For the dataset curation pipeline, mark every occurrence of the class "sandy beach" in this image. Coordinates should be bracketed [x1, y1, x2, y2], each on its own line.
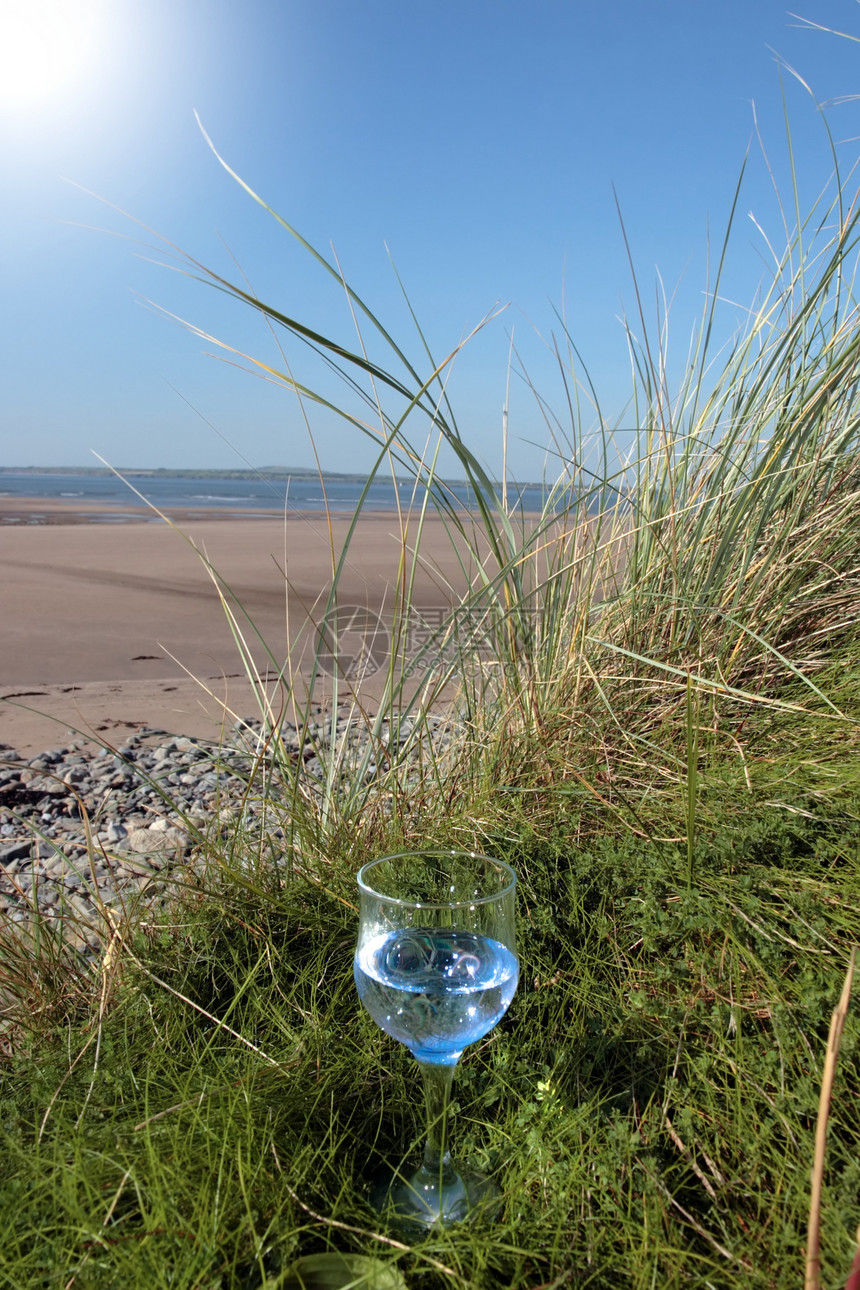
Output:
[0, 498, 472, 755]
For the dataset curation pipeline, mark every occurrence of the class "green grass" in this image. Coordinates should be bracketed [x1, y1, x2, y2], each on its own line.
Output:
[4, 77, 860, 1288]
[2, 752, 860, 1288]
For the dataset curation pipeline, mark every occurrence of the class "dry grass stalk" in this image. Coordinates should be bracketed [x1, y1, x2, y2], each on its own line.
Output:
[806, 946, 858, 1290]
[846, 1226, 860, 1290]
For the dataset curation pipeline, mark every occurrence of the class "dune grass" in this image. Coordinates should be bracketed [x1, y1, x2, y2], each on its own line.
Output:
[3, 101, 860, 1287]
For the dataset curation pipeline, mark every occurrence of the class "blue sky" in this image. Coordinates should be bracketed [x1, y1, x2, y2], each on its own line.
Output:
[3, 0, 860, 479]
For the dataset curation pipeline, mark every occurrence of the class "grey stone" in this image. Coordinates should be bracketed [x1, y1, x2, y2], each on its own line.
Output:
[67, 893, 95, 921]
[1, 841, 30, 864]
[30, 774, 65, 794]
[126, 828, 172, 854]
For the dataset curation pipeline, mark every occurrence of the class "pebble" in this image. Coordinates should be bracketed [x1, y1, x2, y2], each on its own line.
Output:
[0, 709, 457, 947]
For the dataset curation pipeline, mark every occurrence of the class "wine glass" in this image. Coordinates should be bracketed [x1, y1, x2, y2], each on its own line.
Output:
[354, 850, 518, 1232]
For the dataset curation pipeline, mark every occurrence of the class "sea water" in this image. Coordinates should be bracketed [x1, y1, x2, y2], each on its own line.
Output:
[0, 471, 565, 517]
[355, 928, 518, 1064]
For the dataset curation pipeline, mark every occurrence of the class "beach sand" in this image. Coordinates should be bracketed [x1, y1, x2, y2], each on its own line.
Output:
[0, 498, 473, 755]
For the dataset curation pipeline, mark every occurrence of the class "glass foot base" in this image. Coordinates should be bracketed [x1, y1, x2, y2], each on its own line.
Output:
[369, 1162, 501, 1235]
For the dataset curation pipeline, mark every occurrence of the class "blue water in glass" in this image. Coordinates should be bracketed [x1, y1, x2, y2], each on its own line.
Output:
[355, 928, 518, 1065]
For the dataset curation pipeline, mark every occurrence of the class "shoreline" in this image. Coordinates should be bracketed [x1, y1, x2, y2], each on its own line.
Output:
[0, 496, 409, 527]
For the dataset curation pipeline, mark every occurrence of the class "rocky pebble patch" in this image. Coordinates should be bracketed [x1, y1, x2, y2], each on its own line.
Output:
[0, 709, 456, 950]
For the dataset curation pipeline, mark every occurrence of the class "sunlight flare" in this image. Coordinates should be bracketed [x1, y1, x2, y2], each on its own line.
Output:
[0, 0, 105, 108]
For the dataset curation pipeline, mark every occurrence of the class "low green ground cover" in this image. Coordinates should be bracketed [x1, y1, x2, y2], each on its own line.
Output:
[2, 697, 859, 1289]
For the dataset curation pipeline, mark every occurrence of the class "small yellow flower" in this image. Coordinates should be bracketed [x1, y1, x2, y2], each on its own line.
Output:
[535, 1078, 565, 1114]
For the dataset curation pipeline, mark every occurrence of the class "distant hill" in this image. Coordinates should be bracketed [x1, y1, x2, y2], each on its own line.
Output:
[0, 465, 561, 490]
[0, 466, 401, 484]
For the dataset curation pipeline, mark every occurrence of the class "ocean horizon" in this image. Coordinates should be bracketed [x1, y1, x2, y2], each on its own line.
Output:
[0, 470, 564, 518]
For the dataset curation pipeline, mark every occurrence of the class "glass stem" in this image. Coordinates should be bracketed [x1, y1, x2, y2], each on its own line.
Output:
[418, 1060, 457, 1179]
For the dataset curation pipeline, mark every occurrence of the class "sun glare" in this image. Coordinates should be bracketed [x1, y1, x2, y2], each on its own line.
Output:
[0, 0, 104, 109]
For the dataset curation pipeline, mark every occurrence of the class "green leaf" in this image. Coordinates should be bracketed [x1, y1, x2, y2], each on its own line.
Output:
[280, 1253, 408, 1290]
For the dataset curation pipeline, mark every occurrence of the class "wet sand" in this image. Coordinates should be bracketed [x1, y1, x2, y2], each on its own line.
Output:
[0, 499, 473, 755]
